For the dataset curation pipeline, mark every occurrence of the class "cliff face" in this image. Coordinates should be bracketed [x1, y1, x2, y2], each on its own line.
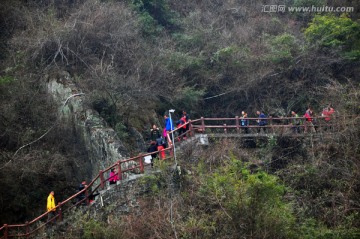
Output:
[47, 71, 129, 178]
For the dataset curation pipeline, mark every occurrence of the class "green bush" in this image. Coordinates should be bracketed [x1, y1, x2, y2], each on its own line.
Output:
[0, 75, 15, 85]
[198, 159, 297, 238]
[165, 51, 203, 72]
[300, 218, 360, 239]
[137, 11, 164, 36]
[83, 219, 107, 239]
[172, 33, 205, 51]
[210, 46, 247, 71]
[305, 14, 360, 60]
[266, 33, 300, 64]
[131, 0, 179, 35]
[172, 86, 205, 110]
[115, 122, 129, 139]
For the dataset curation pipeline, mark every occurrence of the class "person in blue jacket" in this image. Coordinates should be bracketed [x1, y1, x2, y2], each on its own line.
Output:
[256, 110, 267, 133]
[164, 114, 174, 140]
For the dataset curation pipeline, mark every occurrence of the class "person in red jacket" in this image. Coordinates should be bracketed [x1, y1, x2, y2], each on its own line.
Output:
[322, 104, 335, 131]
[304, 107, 316, 133]
[322, 105, 335, 121]
[109, 168, 119, 185]
[182, 110, 190, 133]
[177, 115, 188, 141]
[156, 137, 166, 159]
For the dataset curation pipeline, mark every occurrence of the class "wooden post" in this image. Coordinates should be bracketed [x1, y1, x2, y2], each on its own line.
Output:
[58, 202, 62, 221]
[235, 116, 240, 133]
[189, 121, 194, 137]
[3, 224, 8, 239]
[139, 156, 144, 173]
[99, 170, 104, 190]
[26, 221, 29, 239]
[170, 144, 174, 158]
[85, 187, 89, 205]
[303, 117, 307, 133]
[201, 117, 205, 132]
[117, 162, 122, 181]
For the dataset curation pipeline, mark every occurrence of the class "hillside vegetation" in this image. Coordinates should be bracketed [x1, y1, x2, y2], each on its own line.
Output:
[0, 0, 359, 237]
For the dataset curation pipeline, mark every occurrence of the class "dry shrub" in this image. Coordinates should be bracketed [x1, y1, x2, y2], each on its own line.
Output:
[118, 197, 180, 239]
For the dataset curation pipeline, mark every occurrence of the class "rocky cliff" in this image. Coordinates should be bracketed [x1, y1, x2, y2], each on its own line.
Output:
[46, 71, 129, 178]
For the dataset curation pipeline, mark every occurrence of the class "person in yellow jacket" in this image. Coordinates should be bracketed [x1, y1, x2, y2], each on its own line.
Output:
[47, 191, 56, 223]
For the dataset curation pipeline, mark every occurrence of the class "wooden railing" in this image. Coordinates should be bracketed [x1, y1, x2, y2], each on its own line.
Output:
[1, 115, 358, 238]
[0, 146, 174, 239]
[188, 115, 357, 135]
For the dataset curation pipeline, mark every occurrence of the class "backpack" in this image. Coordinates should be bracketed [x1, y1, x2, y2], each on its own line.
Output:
[156, 137, 165, 146]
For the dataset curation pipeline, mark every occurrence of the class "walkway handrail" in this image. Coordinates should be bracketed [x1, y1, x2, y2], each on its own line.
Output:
[188, 115, 358, 134]
[1, 114, 357, 238]
[0, 145, 174, 239]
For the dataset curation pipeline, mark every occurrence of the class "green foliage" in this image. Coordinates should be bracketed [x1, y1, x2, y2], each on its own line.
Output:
[0, 75, 15, 85]
[115, 122, 129, 139]
[165, 51, 203, 72]
[300, 218, 360, 239]
[83, 219, 107, 239]
[172, 33, 205, 51]
[266, 33, 300, 64]
[139, 174, 161, 194]
[137, 11, 164, 36]
[182, 215, 216, 239]
[173, 86, 205, 110]
[81, 217, 120, 239]
[92, 98, 117, 127]
[199, 159, 297, 238]
[305, 14, 360, 60]
[211, 46, 239, 63]
[267, 135, 277, 148]
[211, 46, 249, 71]
[131, 0, 178, 35]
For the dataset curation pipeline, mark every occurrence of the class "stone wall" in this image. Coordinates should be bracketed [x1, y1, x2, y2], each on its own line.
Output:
[88, 174, 147, 220]
[46, 71, 129, 178]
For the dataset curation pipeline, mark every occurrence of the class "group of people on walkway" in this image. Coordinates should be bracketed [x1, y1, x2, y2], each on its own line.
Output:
[239, 105, 335, 134]
[240, 110, 269, 134]
[146, 110, 190, 166]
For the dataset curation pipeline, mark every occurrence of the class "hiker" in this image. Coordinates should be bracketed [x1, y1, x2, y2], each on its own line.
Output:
[147, 143, 158, 167]
[240, 111, 249, 134]
[321, 104, 335, 131]
[47, 191, 56, 223]
[291, 111, 301, 133]
[304, 106, 316, 133]
[77, 181, 87, 204]
[156, 136, 166, 159]
[164, 114, 174, 141]
[256, 111, 267, 133]
[109, 168, 119, 185]
[89, 192, 100, 204]
[182, 110, 190, 136]
[150, 124, 161, 143]
[176, 115, 187, 141]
